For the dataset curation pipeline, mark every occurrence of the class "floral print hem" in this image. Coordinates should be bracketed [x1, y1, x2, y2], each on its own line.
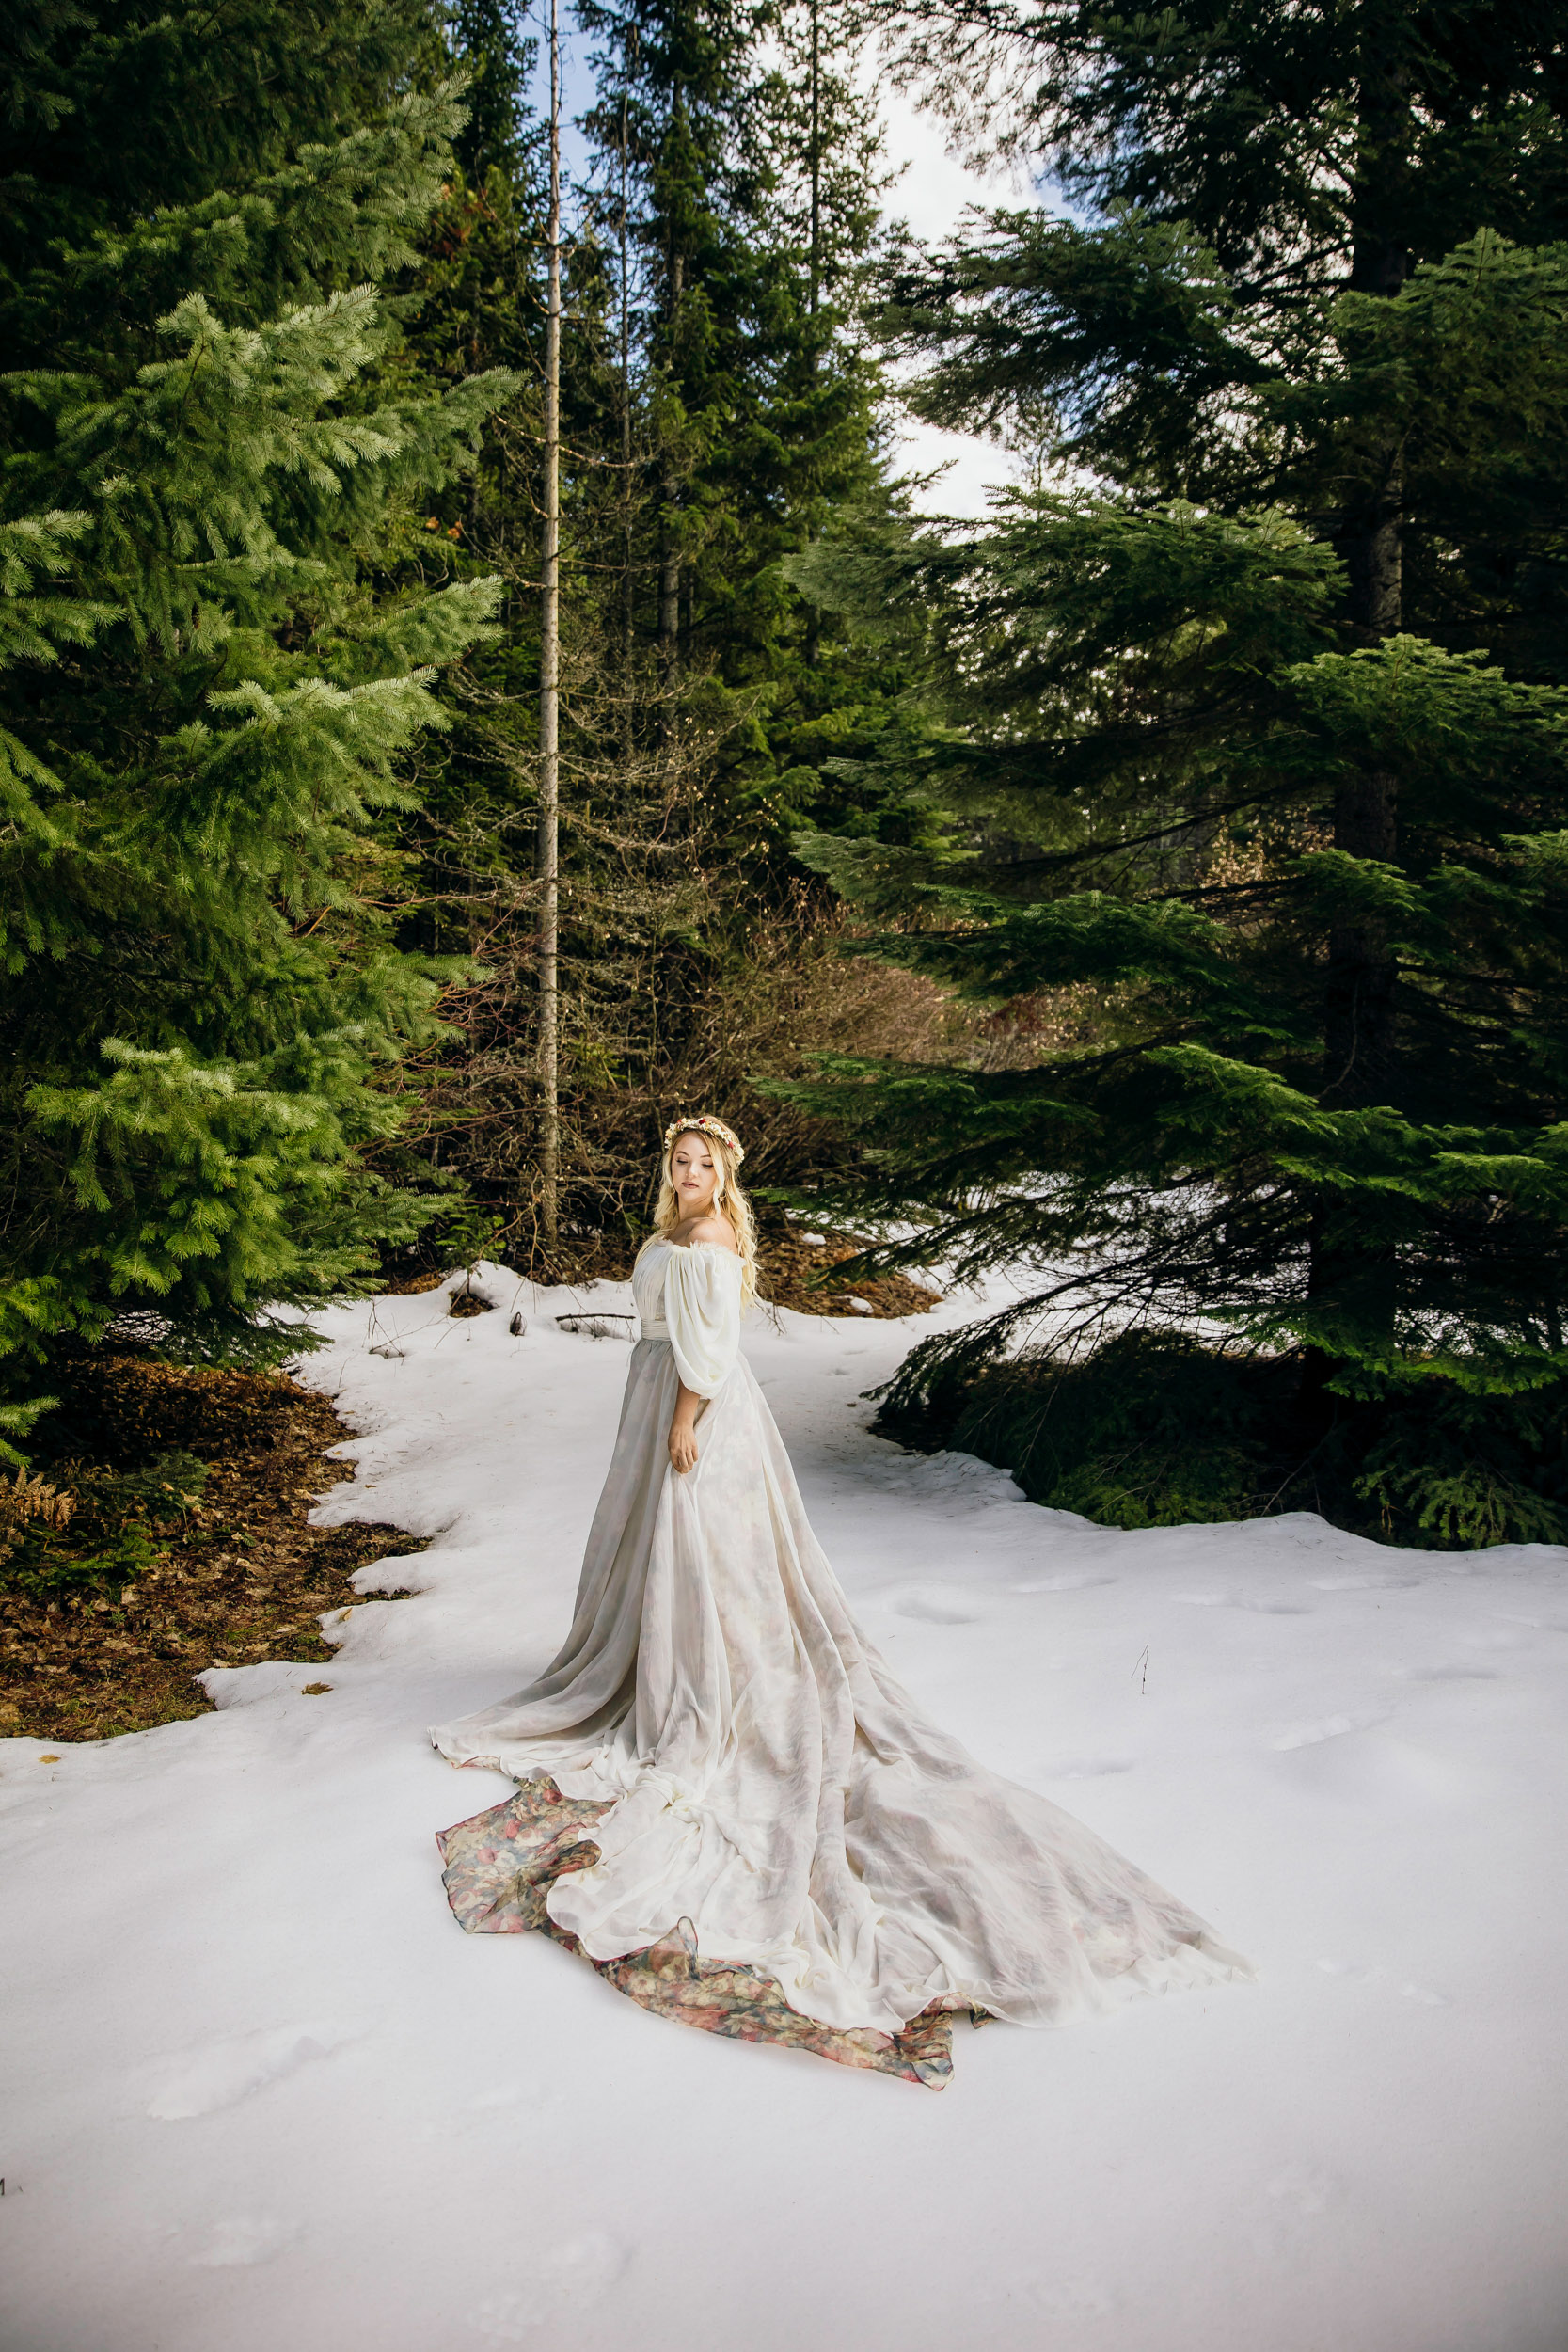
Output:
[436, 1778, 961, 2089]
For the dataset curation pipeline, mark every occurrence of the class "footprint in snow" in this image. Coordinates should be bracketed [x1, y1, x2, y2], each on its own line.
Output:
[1273, 1712, 1380, 1750]
[1012, 1571, 1116, 1594]
[1279, 1724, 1468, 1809]
[1039, 1756, 1138, 1780]
[1252, 2164, 1340, 2257]
[1172, 1591, 1310, 1613]
[466, 2082, 527, 2110]
[1318, 1959, 1449, 2005]
[1026, 2278, 1117, 2319]
[187, 2216, 301, 2268]
[975, 2274, 1116, 2322]
[1404, 1663, 1501, 1681]
[146, 2021, 366, 2120]
[888, 1586, 983, 1624]
[1310, 1572, 1421, 1592]
[471, 2233, 630, 2335]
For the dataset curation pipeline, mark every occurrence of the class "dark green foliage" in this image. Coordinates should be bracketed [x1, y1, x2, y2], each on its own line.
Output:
[581, 0, 902, 795]
[783, 489, 1568, 1388]
[775, 0, 1568, 1544]
[878, 1327, 1288, 1528]
[447, 0, 534, 183]
[1353, 1383, 1568, 1549]
[2, 1448, 209, 1598]
[877, 1329, 1568, 1549]
[0, 0, 515, 1428]
[386, 0, 929, 1254]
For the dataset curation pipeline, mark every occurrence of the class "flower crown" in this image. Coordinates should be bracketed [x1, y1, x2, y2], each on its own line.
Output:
[662, 1112, 745, 1166]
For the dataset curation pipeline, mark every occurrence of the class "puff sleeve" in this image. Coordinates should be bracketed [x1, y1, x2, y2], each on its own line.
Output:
[663, 1245, 742, 1399]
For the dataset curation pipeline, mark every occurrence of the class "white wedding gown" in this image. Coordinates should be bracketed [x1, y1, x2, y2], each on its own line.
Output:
[430, 1239, 1251, 2036]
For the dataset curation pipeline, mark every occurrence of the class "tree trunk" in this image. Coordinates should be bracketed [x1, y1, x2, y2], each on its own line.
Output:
[619, 87, 634, 705]
[537, 0, 562, 1250]
[1326, 414, 1404, 1115]
[808, 0, 821, 323]
[1304, 33, 1413, 1381]
[658, 524, 680, 677]
[657, 249, 682, 686]
[804, 0, 822, 672]
[1323, 44, 1411, 1114]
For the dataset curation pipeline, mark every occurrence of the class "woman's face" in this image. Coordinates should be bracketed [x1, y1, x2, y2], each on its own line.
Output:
[670, 1133, 719, 1216]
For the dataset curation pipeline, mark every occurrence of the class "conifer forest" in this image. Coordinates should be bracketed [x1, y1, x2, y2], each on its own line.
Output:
[5, 0, 1568, 1552]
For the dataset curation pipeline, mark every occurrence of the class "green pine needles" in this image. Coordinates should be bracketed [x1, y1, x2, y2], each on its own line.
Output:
[0, 0, 517, 1443]
[776, 1, 1568, 1548]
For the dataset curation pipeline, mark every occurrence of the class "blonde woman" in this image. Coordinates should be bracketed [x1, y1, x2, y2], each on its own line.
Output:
[431, 1116, 1249, 2041]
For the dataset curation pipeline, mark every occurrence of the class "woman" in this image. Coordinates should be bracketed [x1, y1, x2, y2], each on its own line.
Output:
[431, 1114, 1250, 2042]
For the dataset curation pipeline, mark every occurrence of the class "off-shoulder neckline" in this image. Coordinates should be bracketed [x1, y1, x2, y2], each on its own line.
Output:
[649, 1235, 741, 1261]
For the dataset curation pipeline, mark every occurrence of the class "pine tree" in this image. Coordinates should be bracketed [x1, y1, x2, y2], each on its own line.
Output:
[0, 0, 515, 1442]
[779, 1, 1568, 1544]
[388, 0, 931, 1264]
[582, 0, 903, 832]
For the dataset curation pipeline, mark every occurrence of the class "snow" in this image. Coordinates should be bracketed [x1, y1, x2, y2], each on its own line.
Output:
[5, 1266, 1567, 2351]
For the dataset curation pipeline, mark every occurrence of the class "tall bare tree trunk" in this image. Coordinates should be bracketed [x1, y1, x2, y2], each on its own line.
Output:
[657, 253, 682, 684]
[619, 88, 634, 698]
[537, 0, 562, 1249]
[657, 76, 685, 695]
[804, 0, 822, 672]
[657, 525, 680, 676]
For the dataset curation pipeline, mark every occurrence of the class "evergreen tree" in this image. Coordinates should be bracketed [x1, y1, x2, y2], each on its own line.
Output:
[389, 0, 930, 1263]
[447, 0, 534, 185]
[0, 0, 515, 1441]
[581, 0, 903, 830]
[780, 0, 1568, 1544]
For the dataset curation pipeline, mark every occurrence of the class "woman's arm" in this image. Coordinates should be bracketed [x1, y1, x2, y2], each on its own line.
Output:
[663, 1232, 742, 1472]
[669, 1377, 702, 1474]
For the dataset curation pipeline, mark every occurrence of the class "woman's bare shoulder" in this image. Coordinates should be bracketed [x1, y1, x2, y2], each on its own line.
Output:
[684, 1215, 739, 1255]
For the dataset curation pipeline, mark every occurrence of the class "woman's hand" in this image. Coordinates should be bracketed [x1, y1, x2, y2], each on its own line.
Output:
[669, 1413, 699, 1475]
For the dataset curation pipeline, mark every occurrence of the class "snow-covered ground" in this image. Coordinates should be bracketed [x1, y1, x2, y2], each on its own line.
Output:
[5, 1270, 1566, 2352]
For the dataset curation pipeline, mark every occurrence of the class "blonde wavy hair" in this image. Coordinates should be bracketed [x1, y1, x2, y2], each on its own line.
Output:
[642, 1115, 759, 1309]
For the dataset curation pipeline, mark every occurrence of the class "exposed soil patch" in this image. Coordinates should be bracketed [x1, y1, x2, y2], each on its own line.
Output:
[759, 1221, 942, 1321]
[382, 1221, 942, 1321]
[3, 1225, 934, 1747]
[378, 1269, 496, 1316]
[0, 1356, 424, 1745]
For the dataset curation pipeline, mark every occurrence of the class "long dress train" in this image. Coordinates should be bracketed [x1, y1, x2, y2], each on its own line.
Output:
[430, 1239, 1252, 2039]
